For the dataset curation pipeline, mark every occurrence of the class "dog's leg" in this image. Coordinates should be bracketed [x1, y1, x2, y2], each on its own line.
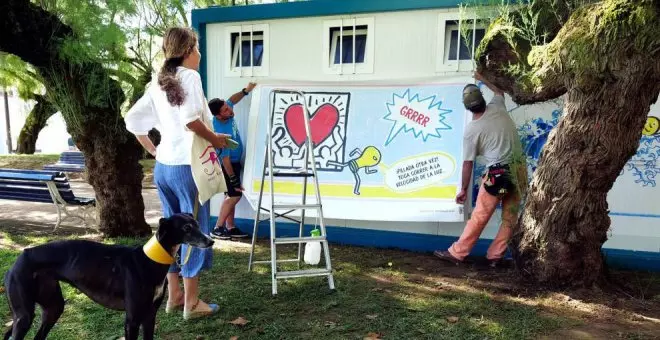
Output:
[123, 314, 141, 340]
[141, 294, 164, 340]
[5, 268, 36, 340]
[141, 309, 157, 340]
[33, 276, 65, 340]
[123, 298, 143, 340]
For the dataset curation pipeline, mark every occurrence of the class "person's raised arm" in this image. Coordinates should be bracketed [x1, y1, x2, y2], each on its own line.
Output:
[227, 82, 257, 107]
[474, 71, 504, 97]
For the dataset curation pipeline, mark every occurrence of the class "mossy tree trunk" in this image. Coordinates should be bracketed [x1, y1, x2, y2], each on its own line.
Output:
[0, 0, 150, 237]
[16, 94, 55, 154]
[476, 0, 660, 287]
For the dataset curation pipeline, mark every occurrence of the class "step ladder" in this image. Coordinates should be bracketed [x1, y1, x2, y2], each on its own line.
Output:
[248, 89, 336, 296]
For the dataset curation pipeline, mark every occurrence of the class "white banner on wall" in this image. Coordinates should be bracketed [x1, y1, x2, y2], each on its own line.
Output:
[242, 79, 472, 222]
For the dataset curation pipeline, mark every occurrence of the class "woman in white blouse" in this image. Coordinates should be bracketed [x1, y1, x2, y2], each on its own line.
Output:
[124, 27, 227, 320]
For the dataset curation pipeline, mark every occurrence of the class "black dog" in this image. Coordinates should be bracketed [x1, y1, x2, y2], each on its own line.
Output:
[3, 213, 214, 340]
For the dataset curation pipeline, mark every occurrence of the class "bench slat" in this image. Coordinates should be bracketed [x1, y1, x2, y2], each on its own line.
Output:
[0, 172, 58, 181]
[0, 186, 79, 202]
[0, 168, 64, 175]
[0, 193, 57, 203]
[0, 190, 82, 203]
[0, 180, 70, 190]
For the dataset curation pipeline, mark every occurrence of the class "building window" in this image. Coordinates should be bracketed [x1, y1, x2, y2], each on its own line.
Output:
[329, 25, 368, 65]
[323, 17, 374, 75]
[231, 31, 264, 67]
[225, 24, 269, 77]
[436, 13, 487, 73]
[446, 23, 485, 61]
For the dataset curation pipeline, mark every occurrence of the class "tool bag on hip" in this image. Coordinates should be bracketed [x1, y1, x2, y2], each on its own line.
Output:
[482, 163, 514, 198]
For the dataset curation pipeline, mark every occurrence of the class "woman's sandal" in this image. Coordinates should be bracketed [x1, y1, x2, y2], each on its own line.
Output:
[183, 299, 219, 320]
[165, 295, 184, 314]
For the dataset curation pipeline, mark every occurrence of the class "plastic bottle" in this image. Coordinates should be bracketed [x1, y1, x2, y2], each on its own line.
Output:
[303, 228, 322, 265]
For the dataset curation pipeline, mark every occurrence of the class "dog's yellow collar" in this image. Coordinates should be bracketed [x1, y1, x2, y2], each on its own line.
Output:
[143, 236, 175, 265]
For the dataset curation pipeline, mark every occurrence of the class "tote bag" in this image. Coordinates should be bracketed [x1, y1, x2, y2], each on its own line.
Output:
[190, 99, 227, 205]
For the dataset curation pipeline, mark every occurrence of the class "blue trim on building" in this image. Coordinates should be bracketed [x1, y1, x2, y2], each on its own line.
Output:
[609, 212, 660, 219]
[192, 14, 208, 94]
[192, 0, 480, 26]
[211, 217, 660, 272]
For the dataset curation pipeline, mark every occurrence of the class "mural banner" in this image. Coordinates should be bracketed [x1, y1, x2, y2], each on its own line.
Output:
[243, 81, 471, 222]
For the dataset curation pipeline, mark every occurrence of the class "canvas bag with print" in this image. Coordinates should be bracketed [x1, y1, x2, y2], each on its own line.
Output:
[189, 91, 227, 205]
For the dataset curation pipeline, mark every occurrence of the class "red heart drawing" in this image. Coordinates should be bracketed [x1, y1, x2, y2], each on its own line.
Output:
[283, 103, 340, 147]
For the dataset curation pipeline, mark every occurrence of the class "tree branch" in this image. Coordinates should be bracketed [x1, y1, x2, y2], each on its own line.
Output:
[476, 30, 567, 105]
[0, 0, 72, 69]
[474, 0, 578, 105]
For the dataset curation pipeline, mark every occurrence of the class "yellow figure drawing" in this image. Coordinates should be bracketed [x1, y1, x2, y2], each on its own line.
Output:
[643, 116, 660, 136]
[327, 146, 382, 195]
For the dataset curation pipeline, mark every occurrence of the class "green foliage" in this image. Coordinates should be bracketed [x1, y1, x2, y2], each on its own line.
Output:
[463, 0, 660, 95]
[0, 53, 44, 100]
[38, 0, 135, 66]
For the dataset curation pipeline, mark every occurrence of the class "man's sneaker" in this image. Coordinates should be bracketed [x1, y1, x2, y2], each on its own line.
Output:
[211, 226, 248, 240]
[433, 250, 463, 265]
[226, 226, 248, 238]
[211, 227, 231, 240]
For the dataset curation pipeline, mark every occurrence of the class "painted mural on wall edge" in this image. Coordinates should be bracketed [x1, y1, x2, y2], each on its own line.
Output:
[472, 100, 660, 207]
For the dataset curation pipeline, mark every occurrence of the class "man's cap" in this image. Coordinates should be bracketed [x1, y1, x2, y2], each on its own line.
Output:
[462, 84, 486, 112]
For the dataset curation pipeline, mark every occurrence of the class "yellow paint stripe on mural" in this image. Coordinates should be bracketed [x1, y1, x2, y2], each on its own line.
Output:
[252, 180, 456, 199]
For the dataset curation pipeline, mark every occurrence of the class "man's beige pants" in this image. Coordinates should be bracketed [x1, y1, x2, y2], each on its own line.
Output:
[448, 166, 527, 261]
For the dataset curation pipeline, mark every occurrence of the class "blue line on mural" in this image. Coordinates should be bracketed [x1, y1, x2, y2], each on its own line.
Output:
[622, 133, 660, 187]
[382, 89, 452, 146]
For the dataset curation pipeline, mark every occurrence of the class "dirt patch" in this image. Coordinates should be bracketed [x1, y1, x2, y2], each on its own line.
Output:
[325, 245, 660, 339]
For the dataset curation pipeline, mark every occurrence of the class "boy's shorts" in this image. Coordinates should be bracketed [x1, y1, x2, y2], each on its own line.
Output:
[222, 162, 243, 198]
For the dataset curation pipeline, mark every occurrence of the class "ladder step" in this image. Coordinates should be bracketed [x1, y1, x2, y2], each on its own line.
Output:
[266, 169, 314, 177]
[253, 259, 299, 264]
[274, 236, 326, 244]
[275, 268, 332, 279]
[272, 204, 320, 210]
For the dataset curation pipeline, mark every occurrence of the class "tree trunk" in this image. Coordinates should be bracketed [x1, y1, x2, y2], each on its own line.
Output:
[3, 89, 11, 153]
[475, 0, 660, 287]
[145, 128, 161, 159]
[16, 94, 55, 154]
[0, 0, 150, 237]
[512, 67, 660, 286]
[76, 128, 150, 237]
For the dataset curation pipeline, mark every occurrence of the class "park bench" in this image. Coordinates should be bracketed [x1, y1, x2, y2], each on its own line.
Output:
[0, 169, 97, 230]
[44, 151, 86, 173]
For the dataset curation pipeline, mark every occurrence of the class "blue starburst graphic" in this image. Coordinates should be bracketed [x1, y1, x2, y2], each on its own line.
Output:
[383, 89, 452, 146]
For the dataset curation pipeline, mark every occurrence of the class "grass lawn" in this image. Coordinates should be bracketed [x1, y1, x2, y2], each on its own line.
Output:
[1, 227, 660, 340]
[0, 154, 60, 170]
[0, 233, 561, 340]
